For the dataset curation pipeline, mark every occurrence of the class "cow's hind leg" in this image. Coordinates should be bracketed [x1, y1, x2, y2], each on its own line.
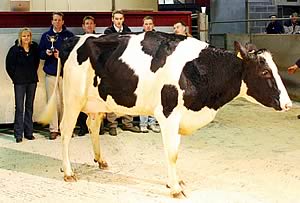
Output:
[155, 110, 185, 198]
[87, 113, 108, 169]
[60, 107, 80, 182]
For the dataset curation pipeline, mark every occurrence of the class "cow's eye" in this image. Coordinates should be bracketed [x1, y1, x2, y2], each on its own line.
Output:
[261, 69, 270, 77]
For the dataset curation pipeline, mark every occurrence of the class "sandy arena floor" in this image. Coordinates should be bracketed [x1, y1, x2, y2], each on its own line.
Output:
[0, 99, 299, 203]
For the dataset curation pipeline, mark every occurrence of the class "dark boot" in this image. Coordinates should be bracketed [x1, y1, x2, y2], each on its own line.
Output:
[49, 132, 58, 140]
[99, 122, 105, 135]
[109, 127, 117, 136]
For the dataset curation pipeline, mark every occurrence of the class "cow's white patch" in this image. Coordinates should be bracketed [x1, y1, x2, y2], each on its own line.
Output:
[119, 33, 153, 76]
[179, 106, 218, 134]
[164, 38, 208, 83]
[239, 81, 260, 105]
[261, 52, 292, 110]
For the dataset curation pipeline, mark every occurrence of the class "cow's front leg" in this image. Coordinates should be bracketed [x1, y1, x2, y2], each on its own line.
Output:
[156, 110, 185, 197]
[87, 113, 108, 169]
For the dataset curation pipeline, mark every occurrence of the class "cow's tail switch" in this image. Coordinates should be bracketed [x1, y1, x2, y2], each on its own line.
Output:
[38, 58, 61, 124]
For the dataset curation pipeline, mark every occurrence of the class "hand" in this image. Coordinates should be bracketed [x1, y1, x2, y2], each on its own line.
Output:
[53, 49, 59, 59]
[46, 49, 53, 56]
[287, 64, 299, 74]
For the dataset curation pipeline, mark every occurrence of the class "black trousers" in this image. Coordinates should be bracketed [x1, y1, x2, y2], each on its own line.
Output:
[77, 112, 88, 131]
[14, 83, 37, 138]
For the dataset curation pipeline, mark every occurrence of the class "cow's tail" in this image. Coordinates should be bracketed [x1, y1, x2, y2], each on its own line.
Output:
[38, 58, 62, 124]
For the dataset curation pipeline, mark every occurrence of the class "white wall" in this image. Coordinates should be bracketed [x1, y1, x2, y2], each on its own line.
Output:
[0, 0, 157, 11]
[115, 0, 157, 11]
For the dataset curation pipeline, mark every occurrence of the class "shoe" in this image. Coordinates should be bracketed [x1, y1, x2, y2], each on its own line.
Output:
[16, 137, 22, 143]
[297, 115, 300, 119]
[49, 132, 59, 140]
[109, 127, 117, 136]
[140, 126, 149, 133]
[24, 135, 35, 140]
[78, 128, 88, 136]
[148, 124, 161, 133]
[122, 125, 141, 133]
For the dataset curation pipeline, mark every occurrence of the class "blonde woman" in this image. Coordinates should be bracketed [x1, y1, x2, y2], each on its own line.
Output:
[6, 27, 40, 143]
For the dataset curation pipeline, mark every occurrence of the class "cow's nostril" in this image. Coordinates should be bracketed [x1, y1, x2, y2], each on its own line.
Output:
[284, 102, 292, 111]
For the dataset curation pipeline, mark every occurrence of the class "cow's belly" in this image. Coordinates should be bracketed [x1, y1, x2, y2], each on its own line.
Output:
[179, 107, 218, 135]
[82, 84, 153, 115]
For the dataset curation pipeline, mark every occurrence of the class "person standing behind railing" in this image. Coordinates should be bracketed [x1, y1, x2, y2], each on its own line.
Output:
[266, 15, 284, 34]
[284, 12, 300, 34]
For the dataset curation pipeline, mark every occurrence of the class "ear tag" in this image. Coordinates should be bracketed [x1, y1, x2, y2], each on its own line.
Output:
[237, 52, 243, 59]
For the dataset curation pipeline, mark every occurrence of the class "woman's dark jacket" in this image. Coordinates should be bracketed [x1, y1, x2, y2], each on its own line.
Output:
[6, 40, 40, 84]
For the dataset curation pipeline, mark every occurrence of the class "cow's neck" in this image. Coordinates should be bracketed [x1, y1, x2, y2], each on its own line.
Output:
[179, 48, 244, 111]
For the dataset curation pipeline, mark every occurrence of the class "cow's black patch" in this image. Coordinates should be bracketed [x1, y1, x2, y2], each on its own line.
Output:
[179, 47, 243, 111]
[60, 36, 80, 68]
[82, 33, 138, 107]
[141, 31, 186, 73]
[242, 49, 280, 110]
[161, 85, 178, 118]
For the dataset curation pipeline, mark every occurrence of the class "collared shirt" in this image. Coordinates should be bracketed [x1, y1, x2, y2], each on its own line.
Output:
[52, 28, 62, 33]
[113, 24, 123, 32]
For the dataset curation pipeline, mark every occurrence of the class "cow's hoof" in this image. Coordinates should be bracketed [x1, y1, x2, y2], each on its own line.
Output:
[64, 175, 77, 182]
[94, 159, 108, 169]
[172, 190, 187, 198]
[99, 161, 108, 169]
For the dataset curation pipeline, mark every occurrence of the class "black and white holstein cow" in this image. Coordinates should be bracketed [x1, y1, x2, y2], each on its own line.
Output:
[40, 31, 292, 197]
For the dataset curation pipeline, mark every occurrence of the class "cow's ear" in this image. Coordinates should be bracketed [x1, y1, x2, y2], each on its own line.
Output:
[234, 41, 248, 60]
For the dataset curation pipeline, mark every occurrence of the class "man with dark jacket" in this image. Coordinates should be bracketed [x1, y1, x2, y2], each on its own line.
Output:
[103, 10, 140, 136]
[39, 12, 74, 140]
[76, 15, 97, 137]
[104, 10, 131, 34]
[266, 15, 284, 34]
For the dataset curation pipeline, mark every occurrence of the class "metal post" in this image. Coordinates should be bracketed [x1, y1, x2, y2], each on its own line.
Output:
[198, 12, 208, 42]
[112, 0, 115, 11]
[246, 0, 250, 34]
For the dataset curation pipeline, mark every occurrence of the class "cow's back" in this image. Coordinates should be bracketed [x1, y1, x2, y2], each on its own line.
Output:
[80, 32, 209, 115]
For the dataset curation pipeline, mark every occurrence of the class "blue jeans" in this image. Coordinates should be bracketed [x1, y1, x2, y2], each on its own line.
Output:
[139, 116, 156, 127]
[14, 83, 37, 138]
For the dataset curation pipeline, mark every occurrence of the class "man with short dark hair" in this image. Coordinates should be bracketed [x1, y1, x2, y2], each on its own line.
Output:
[266, 15, 284, 34]
[104, 10, 140, 136]
[39, 12, 74, 140]
[139, 16, 161, 133]
[82, 15, 96, 34]
[173, 21, 192, 37]
[142, 16, 155, 32]
[104, 10, 131, 34]
[76, 15, 97, 137]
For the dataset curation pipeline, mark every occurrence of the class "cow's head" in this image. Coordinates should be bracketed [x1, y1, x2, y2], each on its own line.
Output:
[235, 41, 292, 111]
